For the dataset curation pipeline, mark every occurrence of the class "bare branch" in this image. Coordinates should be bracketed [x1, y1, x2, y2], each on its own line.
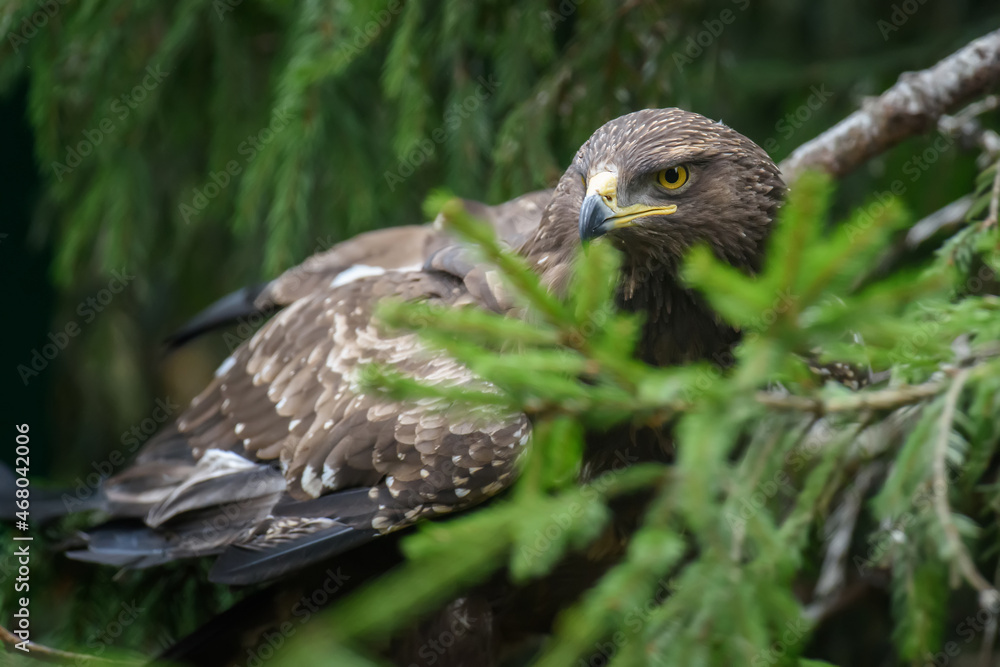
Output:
[0, 624, 135, 665]
[780, 29, 1000, 183]
[979, 558, 1000, 667]
[808, 462, 882, 613]
[905, 195, 974, 248]
[756, 380, 946, 415]
[939, 94, 1000, 160]
[984, 159, 1000, 229]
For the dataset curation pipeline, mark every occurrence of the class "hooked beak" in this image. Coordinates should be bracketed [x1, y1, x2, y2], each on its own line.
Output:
[579, 171, 677, 241]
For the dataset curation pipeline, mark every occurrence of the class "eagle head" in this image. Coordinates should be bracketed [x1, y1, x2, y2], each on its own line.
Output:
[571, 108, 785, 273]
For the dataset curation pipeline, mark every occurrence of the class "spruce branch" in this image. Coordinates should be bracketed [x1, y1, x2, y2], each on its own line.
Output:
[930, 368, 998, 602]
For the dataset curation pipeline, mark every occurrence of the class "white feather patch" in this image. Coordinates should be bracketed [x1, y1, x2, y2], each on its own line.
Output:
[321, 464, 338, 487]
[331, 264, 385, 287]
[393, 263, 424, 273]
[215, 355, 237, 377]
[199, 448, 257, 470]
[301, 464, 323, 497]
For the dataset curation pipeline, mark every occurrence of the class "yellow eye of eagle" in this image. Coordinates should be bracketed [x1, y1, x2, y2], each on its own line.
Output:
[657, 165, 688, 190]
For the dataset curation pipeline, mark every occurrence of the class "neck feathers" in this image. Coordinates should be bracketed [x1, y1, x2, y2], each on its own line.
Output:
[616, 256, 738, 366]
[521, 202, 738, 368]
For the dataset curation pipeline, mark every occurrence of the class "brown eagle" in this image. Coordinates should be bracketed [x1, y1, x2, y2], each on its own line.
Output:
[70, 108, 785, 593]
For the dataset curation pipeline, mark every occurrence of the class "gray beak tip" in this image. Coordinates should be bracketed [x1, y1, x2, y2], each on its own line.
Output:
[579, 194, 615, 241]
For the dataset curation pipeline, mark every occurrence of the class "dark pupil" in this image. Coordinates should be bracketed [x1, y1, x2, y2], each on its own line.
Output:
[664, 168, 679, 183]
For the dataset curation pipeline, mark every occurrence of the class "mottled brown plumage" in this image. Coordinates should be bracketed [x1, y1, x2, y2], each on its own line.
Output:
[70, 109, 785, 599]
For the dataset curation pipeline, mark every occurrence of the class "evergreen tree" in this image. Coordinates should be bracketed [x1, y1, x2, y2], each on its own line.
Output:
[2, 2, 1000, 665]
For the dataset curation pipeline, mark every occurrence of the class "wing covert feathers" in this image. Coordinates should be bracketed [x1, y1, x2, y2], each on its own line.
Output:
[77, 198, 541, 579]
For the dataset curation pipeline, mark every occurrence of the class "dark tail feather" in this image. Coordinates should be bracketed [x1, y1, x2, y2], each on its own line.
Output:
[163, 283, 271, 350]
[208, 524, 379, 585]
[66, 519, 179, 568]
[206, 487, 383, 584]
[271, 487, 375, 521]
[67, 503, 255, 568]
[1, 462, 105, 522]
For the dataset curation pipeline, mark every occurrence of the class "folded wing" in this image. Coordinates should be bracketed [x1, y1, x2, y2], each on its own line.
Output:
[72, 194, 544, 584]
